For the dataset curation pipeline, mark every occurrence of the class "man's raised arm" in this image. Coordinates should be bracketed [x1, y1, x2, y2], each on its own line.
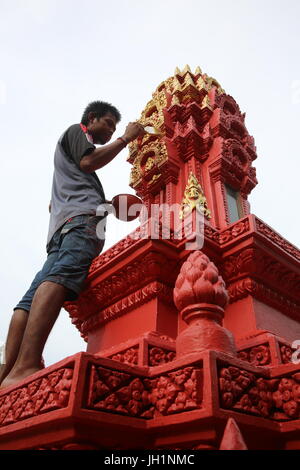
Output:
[80, 122, 144, 173]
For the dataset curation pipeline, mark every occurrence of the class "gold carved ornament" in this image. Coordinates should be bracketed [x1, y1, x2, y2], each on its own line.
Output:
[134, 65, 225, 138]
[128, 65, 225, 189]
[144, 156, 155, 172]
[179, 173, 211, 220]
[129, 141, 168, 187]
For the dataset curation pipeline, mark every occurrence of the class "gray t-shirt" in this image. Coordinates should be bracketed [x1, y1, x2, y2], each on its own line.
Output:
[46, 123, 105, 250]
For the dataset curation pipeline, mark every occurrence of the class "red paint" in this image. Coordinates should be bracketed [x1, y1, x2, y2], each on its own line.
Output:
[0, 68, 299, 450]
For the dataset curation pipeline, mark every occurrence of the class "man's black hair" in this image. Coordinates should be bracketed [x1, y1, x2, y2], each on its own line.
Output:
[81, 101, 121, 125]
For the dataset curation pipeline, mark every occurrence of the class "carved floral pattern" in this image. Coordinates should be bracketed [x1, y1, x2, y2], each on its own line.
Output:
[237, 344, 271, 366]
[88, 226, 144, 273]
[80, 282, 174, 335]
[87, 365, 202, 419]
[149, 332, 176, 344]
[204, 225, 219, 244]
[227, 277, 299, 310]
[255, 218, 300, 262]
[217, 218, 300, 272]
[148, 347, 176, 366]
[219, 139, 257, 195]
[219, 218, 250, 245]
[110, 347, 139, 365]
[219, 365, 300, 420]
[0, 368, 73, 427]
[87, 366, 149, 418]
[146, 367, 202, 417]
[66, 249, 179, 322]
[222, 248, 300, 303]
[280, 345, 293, 364]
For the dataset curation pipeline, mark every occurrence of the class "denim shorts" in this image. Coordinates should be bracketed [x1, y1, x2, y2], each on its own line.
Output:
[14, 214, 105, 312]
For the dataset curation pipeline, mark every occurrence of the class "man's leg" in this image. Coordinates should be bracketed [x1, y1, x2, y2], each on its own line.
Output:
[0, 251, 60, 386]
[0, 281, 68, 389]
[0, 231, 63, 388]
[0, 216, 104, 389]
[0, 309, 28, 385]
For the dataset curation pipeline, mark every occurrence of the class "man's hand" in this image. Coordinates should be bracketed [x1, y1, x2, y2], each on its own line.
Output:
[122, 122, 145, 143]
[80, 122, 145, 173]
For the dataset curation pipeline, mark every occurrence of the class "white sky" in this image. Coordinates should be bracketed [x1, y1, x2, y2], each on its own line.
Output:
[0, 0, 299, 366]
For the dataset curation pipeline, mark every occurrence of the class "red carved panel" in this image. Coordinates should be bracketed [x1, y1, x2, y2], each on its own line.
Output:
[222, 248, 300, 305]
[219, 364, 300, 421]
[80, 282, 174, 336]
[148, 347, 176, 366]
[280, 344, 293, 365]
[86, 365, 202, 419]
[255, 218, 300, 262]
[237, 344, 271, 366]
[148, 366, 203, 417]
[219, 218, 250, 245]
[204, 224, 220, 244]
[0, 367, 73, 427]
[65, 252, 179, 321]
[89, 228, 142, 272]
[110, 347, 139, 366]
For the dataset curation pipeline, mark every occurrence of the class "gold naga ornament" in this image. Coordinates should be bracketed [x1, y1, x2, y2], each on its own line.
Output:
[179, 173, 211, 220]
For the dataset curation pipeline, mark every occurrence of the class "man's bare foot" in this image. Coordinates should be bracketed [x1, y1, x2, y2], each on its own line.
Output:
[0, 358, 45, 388]
[0, 367, 43, 390]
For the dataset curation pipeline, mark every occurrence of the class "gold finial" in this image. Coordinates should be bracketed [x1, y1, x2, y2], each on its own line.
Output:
[174, 66, 181, 76]
[195, 66, 202, 75]
[173, 76, 182, 91]
[182, 64, 191, 75]
[201, 95, 213, 110]
[179, 172, 211, 220]
[196, 76, 208, 91]
[184, 73, 195, 87]
[171, 94, 180, 106]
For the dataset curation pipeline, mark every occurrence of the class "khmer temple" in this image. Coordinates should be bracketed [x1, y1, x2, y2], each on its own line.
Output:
[1, 65, 300, 451]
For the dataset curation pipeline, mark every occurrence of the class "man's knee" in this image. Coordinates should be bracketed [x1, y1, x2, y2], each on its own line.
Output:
[12, 308, 30, 323]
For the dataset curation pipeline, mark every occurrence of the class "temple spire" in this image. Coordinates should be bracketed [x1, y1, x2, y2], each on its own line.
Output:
[129, 65, 257, 230]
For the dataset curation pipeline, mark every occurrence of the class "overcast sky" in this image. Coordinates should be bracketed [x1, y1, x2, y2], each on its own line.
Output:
[0, 0, 299, 366]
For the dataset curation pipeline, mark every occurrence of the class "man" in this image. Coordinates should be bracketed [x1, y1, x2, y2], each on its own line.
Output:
[0, 101, 144, 389]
